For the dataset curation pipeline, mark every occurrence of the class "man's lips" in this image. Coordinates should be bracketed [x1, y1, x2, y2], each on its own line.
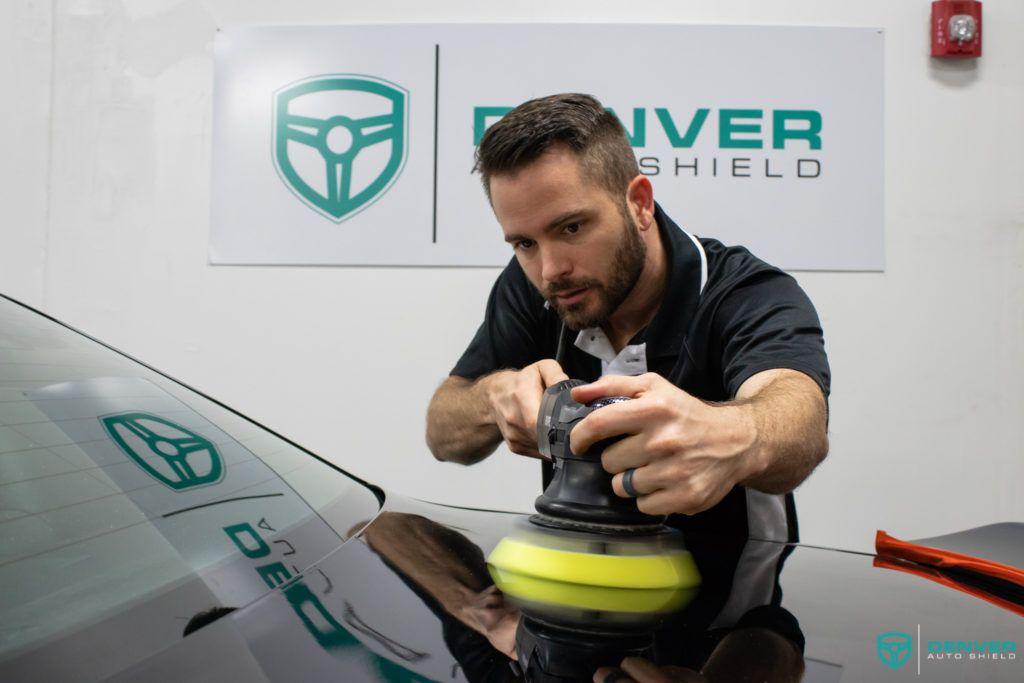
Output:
[553, 287, 589, 305]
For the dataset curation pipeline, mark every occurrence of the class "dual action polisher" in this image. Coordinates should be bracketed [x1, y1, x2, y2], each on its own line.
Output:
[487, 380, 701, 682]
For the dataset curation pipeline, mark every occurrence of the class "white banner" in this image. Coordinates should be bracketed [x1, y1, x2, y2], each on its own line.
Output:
[211, 24, 884, 270]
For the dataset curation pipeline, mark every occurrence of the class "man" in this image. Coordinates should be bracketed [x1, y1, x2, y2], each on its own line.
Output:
[426, 93, 829, 541]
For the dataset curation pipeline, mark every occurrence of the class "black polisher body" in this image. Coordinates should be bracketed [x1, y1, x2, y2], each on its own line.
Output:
[533, 380, 666, 532]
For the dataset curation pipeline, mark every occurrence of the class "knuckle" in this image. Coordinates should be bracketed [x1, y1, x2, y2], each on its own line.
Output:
[571, 422, 591, 443]
[647, 434, 673, 455]
[600, 452, 617, 473]
[636, 496, 661, 515]
[688, 483, 710, 508]
[513, 388, 530, 409]
[509, 440, 535, 456]
[582, 411, 603, 432]
[648, 397, 673, 417]
[666, 460, 688, 483]
[500, 408, 517, 426]
[569, 436, 590, 457]
[610, 477, 624, 498]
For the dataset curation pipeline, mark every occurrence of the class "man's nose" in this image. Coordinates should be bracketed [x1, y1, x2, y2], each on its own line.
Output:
[540, 247, 572, 284]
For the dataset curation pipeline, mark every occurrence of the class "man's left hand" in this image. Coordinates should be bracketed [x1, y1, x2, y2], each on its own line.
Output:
[593, 657, 705, 682]
[569, 373, 759, 516]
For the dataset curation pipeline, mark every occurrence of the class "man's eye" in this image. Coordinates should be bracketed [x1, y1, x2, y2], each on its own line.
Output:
[514, 239, 535, 251]
[563, 223, 581, 234]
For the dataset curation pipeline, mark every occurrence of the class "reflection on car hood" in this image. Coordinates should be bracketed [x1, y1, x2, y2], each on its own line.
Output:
[60, 495, 1023, 683]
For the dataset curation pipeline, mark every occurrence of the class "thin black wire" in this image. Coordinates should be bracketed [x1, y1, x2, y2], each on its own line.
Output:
[554, 320, 569, 364]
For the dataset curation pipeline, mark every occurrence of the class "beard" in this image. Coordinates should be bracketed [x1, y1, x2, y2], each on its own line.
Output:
[544, 212, 647, 331]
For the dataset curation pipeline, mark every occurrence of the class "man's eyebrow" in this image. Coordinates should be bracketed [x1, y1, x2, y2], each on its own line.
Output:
[502, 209, 592, 244]
[545, 209, 589, 230]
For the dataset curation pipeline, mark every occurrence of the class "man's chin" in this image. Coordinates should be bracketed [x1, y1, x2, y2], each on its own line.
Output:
[552, 303, 607, 331]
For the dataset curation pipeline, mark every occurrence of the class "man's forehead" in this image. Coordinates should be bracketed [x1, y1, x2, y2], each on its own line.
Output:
[490, 150, 609, 232]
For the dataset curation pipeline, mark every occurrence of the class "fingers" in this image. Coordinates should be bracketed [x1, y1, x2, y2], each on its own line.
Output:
[609, 462, 670, 511]
[611, 465, 648, 499]
[609, 459, 712, 515]
[595, 657, 704, 682]
[621, 657, 705, 682]
[570, 400, 654, 457]
[493, 361, 567, 459]
[514, 381, 544, 440]
[505, 433, 542, 458]
[593, 667, 634, 683]
[634, 486, 722, 516]
[517, 360, 565, 429]
[570, 373, 658, 404]
[536, 359, 569, 387]
[616, 458, 731, 516]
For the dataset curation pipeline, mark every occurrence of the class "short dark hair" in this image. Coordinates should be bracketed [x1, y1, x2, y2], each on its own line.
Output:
[473, 93, 640, 201]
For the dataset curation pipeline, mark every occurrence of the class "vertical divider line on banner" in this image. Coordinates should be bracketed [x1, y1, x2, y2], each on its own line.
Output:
[432, 43, 440, 244]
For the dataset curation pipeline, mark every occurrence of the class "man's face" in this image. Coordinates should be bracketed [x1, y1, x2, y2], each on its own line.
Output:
[489, 148, 646, 330]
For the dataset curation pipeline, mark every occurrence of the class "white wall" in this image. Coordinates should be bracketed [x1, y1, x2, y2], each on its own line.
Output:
[2, 0, 1021, 552]
[1, 0, 52, 305]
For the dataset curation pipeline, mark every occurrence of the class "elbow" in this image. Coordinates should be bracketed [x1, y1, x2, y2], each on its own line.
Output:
[788, 427, 829, 493]
[799, 397, 830, 481]
[808, 425, 829, 470]
[752, 430, 830, 496]
[424, 417, 489, 465]
[424, 412, 451, 462]
[430, 448, 448, 463]
[426, 428, 496, 466]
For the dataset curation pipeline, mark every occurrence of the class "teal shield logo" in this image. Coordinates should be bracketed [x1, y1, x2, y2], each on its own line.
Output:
[273, 74, 408, 222]
[101, 412, 224, 491]
[877, 631, 913, 670]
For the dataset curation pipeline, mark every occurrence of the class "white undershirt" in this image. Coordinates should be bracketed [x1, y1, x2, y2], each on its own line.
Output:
[574, 327, 648, 376]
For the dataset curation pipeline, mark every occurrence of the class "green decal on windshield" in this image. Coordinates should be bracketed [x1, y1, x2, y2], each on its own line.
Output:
[101, 412, 224, 490]
[223, 521, 433, 681]
[877, 631, 913, 670]
[273, 74, 408, 223]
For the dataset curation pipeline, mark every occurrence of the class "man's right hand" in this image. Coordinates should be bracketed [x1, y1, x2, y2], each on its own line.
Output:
[426, 360, 568, 465]
[481, 359, 569, 458]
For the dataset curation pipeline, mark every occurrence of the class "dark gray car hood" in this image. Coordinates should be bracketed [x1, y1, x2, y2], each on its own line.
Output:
[81, 495, 1024, 683]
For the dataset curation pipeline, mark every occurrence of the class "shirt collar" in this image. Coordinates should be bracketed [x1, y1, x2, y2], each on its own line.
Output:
[643, 203, 707, 358]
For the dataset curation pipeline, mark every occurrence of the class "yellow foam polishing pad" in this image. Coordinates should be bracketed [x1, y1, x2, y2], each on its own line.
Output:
[489, 565, 699, 613]
[486, 536, 701, 591]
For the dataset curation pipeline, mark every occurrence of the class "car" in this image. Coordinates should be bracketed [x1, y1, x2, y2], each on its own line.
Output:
[1, 292, 1021, 683]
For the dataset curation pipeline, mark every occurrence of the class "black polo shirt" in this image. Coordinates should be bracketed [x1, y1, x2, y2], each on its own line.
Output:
[451, 204, 830, 542]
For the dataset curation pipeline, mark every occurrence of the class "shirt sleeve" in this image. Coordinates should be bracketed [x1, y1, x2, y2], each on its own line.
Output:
[450, 258, 553, 380]
[711, 266, 831, 400]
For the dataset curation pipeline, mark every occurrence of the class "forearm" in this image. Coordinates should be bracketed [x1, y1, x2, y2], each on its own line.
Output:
[733, 371, 829, 494]
[702, 627, 804, 682]
[426, 375, 504, 464]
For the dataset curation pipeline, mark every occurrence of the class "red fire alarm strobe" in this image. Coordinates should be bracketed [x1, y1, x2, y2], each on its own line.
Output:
[932, 0, 982, 58]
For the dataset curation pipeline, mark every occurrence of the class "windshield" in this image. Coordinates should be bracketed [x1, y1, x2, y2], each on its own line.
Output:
[0, 296, 381, 668]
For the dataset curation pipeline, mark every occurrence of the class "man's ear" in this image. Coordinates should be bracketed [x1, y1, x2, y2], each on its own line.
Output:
[625, 174, 655, 230]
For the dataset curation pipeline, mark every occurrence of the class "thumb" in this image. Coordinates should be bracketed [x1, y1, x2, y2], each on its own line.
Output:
[536, 359, 570, 386]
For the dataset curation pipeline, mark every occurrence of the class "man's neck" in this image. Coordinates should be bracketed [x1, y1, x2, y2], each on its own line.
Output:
[602, 228, 668, 353]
